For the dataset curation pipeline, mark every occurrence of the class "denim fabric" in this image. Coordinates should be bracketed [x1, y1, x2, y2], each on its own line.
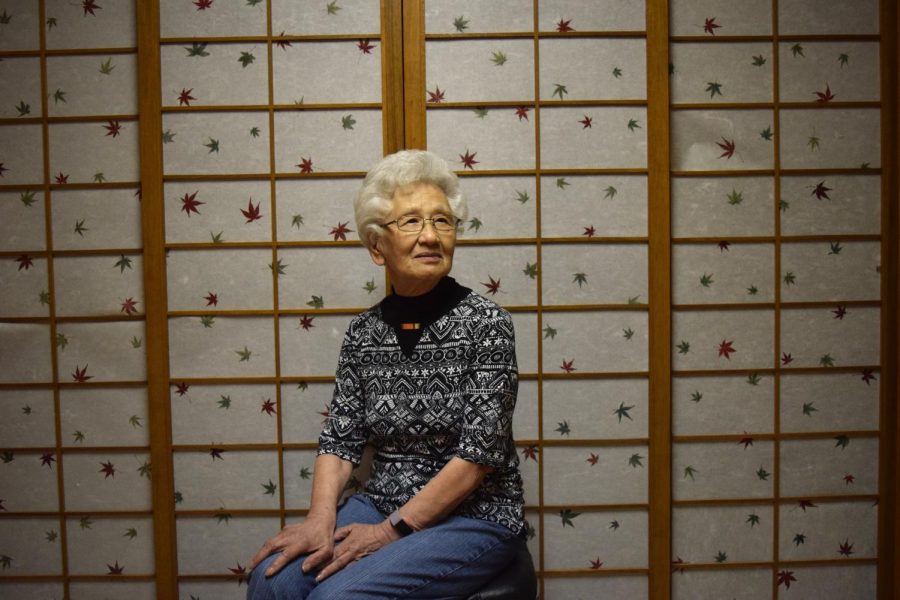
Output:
[247, 494, 522, 600]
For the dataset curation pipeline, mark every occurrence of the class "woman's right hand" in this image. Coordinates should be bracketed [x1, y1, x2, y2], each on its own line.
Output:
[248, 516, 336, 577]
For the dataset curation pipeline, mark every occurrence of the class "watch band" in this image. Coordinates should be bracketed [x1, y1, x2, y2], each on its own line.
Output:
[388, 509, 414, 537]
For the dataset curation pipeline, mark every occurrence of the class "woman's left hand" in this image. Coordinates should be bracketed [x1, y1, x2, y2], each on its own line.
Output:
[315, 521, 401, 581]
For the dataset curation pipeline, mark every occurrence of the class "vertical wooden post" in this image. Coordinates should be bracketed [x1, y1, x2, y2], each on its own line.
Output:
[401, 0, 426, 150]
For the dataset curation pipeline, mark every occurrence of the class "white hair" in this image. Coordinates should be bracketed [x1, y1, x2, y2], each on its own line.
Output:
[353, 150, 468, 248]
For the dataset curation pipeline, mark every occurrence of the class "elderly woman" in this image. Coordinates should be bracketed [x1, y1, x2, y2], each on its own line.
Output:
[247, 150, 526, 599]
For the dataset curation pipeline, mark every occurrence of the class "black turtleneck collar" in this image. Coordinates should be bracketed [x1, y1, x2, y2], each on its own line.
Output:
[379, 276, 471, 357]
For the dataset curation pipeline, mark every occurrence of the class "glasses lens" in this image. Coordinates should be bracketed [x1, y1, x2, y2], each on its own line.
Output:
[431, 215, 455, 231]
[395, 216, 422, 232]
[394, 215, 456, 232]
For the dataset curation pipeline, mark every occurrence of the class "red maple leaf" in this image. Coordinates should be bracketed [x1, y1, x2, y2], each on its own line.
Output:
[738, 436, 753, 449]
[134, 187, 142, 200]
[703, 17, 721, 35]
[838, 539, 854, 556]
[120, 297, 138, 316]
[481, 276, 501, 295]
[777, 570, 797, 589]
[815, 83, 835, 103]
[718, 339, 736, 359]
[460, 149, 479, 170]
[556, 19, 574, 32]
[40, 453, 55, 468]
[586, 452, 599, 466]
[72, 365, 93, 382]
[204, 292, 218, 306]
[781, 352, 793, 365]
[275, 31, 292, 50]
[241, 199, 262, 223]
[811, 180, 832, 200]
[55, 172, 69, 184]
[427, 87, 445, 103]
[843, 473, 855, 485]
[82, 0, 101, 16]
[210, 447, 225, 460]
[521, 446, 538, 461]
[672, 557, 687, 574]
[106, 560, 124, 575]
[329, 221, 353, 241]
[229, 562, 248, 585]
[99, 460, 116, 478]
[296, 157, 313, 173]
[177, 88, 195, 106]
[798, 499, 817, 511]
[180, 191, 203, 216]
[515, 106, 530, 121]
[104, 120, 122, 137]
[716, 137, 735, 159]
[861, 369, 876, 385]
[357, 39, 375, 54]
[261, 398, 276, 416]
[15, 255, 33, 271]
[318, 403, 331, 425]
[299, 315, 315, 330]
[583, 225, 595, 237]
[589, 557, 602, 569]
[174, 382, 190, 396]
[560, 358, 576, 373]
[194, 0, 213, 9]
[718, 240, 730, 251]
[832, 305, 847, 319]
[579, 115, 592, 128]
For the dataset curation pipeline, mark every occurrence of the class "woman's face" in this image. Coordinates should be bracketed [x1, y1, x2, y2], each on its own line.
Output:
[367, 181, 457, 296]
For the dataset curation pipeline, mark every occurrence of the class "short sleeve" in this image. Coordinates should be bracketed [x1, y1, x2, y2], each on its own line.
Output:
[454, 309, 518, 468]
[317, 326, 369, 466]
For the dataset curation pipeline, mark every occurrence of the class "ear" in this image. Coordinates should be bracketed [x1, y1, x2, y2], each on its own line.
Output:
[367, 237, 386, 266]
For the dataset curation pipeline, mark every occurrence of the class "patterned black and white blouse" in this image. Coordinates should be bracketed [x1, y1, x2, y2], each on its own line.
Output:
[318, 278, 525, 535]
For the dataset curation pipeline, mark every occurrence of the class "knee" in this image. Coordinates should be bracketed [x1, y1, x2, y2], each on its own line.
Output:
[246, 554, 311, 600]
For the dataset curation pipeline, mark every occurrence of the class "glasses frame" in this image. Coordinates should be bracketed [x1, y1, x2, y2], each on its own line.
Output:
[379, 214, 460, 234]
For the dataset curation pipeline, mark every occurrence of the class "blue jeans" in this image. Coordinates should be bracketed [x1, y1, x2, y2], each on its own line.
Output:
[247, 495, 522, 600]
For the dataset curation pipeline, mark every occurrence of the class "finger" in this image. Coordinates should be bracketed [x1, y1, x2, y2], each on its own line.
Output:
[333, 525, 352, 541]
[248, 539, 282, 571]
[300, 546, 333, 574]
[316, 553, 355, 582]
[263, 547, 300, 577]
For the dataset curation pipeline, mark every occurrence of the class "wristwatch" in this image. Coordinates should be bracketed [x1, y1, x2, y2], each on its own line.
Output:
[388, 509, 414, 537]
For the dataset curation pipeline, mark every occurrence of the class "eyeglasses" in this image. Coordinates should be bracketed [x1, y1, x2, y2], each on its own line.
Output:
[379, 214, 459, 233]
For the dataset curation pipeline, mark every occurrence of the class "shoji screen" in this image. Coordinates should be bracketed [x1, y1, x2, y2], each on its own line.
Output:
[669, 1, 884, 598]
[0, 1, 152, 598]
[156, 1, 394, 597]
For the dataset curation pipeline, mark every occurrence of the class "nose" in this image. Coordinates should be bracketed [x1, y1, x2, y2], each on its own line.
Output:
[417, 220, 440, 242]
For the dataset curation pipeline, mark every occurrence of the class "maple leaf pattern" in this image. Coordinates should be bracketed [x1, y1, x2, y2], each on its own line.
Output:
[174, 382, 190, 396]
[586, 452, 599, 466]
[579, 115, 593, 128]
[275, 31, 292, 50]
[778, 570, 797, 589]
[99, 460, 116, 478]
[329, 221, 353, 241]
[82, 0, 101, 17]
[556, 19, 574, 32]
[583, 225, 595, 237]
[559, 508, 580, 527]
[560, 359, 575, 373]
[703, 17, 721, 35]
[718, 339, 736, 359]
[427, 87, 445, 103]
[552, 83, 568, 100]
[481, 276, 501, 295]
[120, 297, 138, 315]
[241, 199, 262, 223]
[194, 0, 213, 9]
[815, 83, 835, 103]
[40, 453, 55, 468]
[453, 16, 469, 32]
[103, 120, 122, 138]
[178, 88, 196, 106]
[357, 39, 376, 54]
[72, 365, 93, 382]
[705, 81, 723, 98]
[239, 51, 255, 67]
[55, 172, 69, 184]
[296, 157, 313, 173]
[861, 369, 876, 384]
[299, 315, 315, 330]
[811, 180, 832, 200]
[717, 137, 735, 159]
[261, 399, 276, 415]
[589, 558, 602, 569]
[838, 539, 854, 556]
[236, 346, 252, 361]
[16, 255, 34, 270]
[515, 106, 530, 121]
[459, 149, 479, 170]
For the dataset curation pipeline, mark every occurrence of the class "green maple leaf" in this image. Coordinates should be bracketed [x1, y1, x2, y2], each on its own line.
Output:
[363, 278, 377, 294]
[46, 17, 57, 28]
[515, 190, 529, 204]
[690, 390, 702, 402]
[612, 67, 623, 78]
[236, 346, 252, 361]
[760, 126, 773, 140]
[56, 333, 69, 349]
[559, 508, 580, 528]
[490, 50, 507, 66]
[756, 466, 770, 480]
[326, 0, 341, 15]
[341, 114, 356, 130]
[186, 42, 209, 57]
[705, 81, 723, 98]
[99, 57, 115, 74]
[93, 172, 106, 183]
[552, 83, 568, 99]
[22, 405, 31, 415]
[15, 100, 30, 116]
[628, 453, 644, 468]
[779, 199, 790, 212]
[307, 295, 324, 308]
[162, 129, 176, 143]
[128, 415, 142, 428]
[249, 126, 261, 137]
[0, 555, 12, 569]
[752, 55, 766, 66]
[0, 451, 12, 463]
[468, 217, 482, 232]
[74, 219, 88, 236]
[808, 135, 820, 151]
[214, 510, 232, 524]
[174, 491, 183, 504]
[262, 480, 277, 495]
[609, 520, 620, 530]
[210, 231, 223, 243]
[783, 271, 796, 286]
[523, 262, 537, 279]
[714, 551, 727, 563]
[543, 324, 557, 339]
[45, 530, 58, 542]
[21, 190, 37, 206]
[623, 327, 634, 340]
[614, 402, 634, 422]
[453, 15, 469, 32]
[838, 53, 849, 67]
[556, 177, 569, 189]
[523, 521, 536, 540]
[627, 295, 640, 304]
[299, 467, 312, 479]
[683, 465, 697, 480]
[291, 214, 304, 228]
[861, 162, 870, 169]
[791, 43, 805, 58]
[204, 138, 220, 153]
[200, 315, 215, 328]
[296, 381, 308, 391]
[80, 516, 93, 529]
[820, 354, 835, 368]
[73, 430, 85, 443]
[555, 420, 570, 436]
[39, 290, 51, 305]
[294, 96, 305, 105]
[124, 527, 138, 539]
[727, 189, 744, 205]
[627, 119, 640, 132]
[472, 107, 489, 118]
[669, 62, 675, 75]
[53, 89, 66, 103]
[677, 340, 690, 354]
[700, 272, 713, 287]
[747, 284, 758, 295]
[269, 258, 287, 276]
[793, 533, 806, 546]
[747, 514, 760, 527]
[603, 186, 617, 199]
[828, 241, 843, 255]
[239, 51, 255, 67]
[802, 402, 817, 416]
[747, 373, 761, 386]
[114, 255, 133, 272]
[247, 0, 263, 5]
[138, 461, 151, 479]
[218, 395, 231, 409]
[0, 9, 11, 24]
[573, 272, 588, 287]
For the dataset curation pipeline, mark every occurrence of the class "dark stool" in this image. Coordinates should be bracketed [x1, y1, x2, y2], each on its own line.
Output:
[466, 542, 536, 600]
